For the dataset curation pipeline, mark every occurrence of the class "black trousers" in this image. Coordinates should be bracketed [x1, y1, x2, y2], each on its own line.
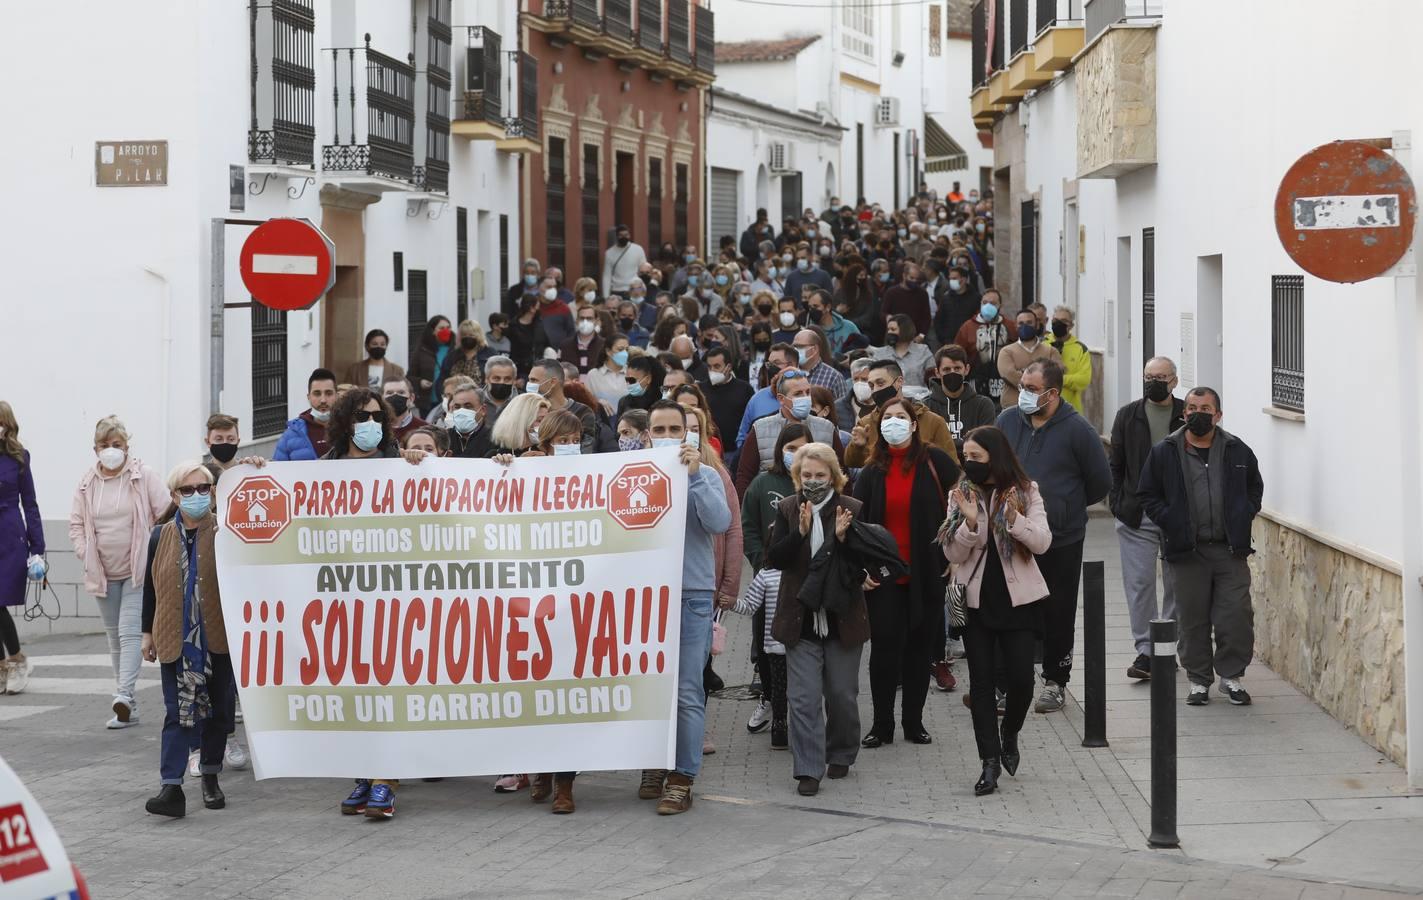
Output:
[963, 618, 1035, 760]
[765, 652, 788, 724]
[0, 607, 19, 657]
[1035, 540, 1084, 687]
[867, 581, 936, 735]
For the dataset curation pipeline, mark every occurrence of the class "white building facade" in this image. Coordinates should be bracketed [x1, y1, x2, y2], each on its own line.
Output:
[2, 0, 529, 636]
[970, 0, 1423, 782]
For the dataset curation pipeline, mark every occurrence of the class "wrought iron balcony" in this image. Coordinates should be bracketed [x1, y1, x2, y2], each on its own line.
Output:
[248, 0, 316, 167]
[321, 36, 416, 186]
[460, 26, 503, 126]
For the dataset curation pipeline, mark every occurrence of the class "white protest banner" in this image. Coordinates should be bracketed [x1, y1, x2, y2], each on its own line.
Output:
[213, 448, 687, 780]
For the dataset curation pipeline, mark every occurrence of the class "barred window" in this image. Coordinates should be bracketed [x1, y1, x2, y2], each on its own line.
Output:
[1271, 275, 1304, 412]
[929, 4, 942, 56]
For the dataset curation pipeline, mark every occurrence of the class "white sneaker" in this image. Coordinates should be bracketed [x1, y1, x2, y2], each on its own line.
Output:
[234, 701, 243, 724]
[947, 638, 966, 661]
[1034, 681, 1065, 713]
[225, 737, 249, 770]
[5, 656, 33, 695]
[187, 749, 201, 778]
[746, 700, 772, 733]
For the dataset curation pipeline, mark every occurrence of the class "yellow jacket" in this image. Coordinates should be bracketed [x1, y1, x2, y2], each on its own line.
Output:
[1048, 334, 1091, 411]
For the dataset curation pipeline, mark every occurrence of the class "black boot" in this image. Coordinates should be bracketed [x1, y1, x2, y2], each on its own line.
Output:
[770, 718, 788, 750]
[146, 784, 186, 818]
[1000, 725, 1020, 777]
[974, 759, 1001, 796]
[703, 659, 724, 693]
[201, 774, 225, 810]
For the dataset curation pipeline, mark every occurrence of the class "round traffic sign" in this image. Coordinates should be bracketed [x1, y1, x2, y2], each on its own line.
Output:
[1274, 141, 1417, 283]
[239, 218, 337, 311]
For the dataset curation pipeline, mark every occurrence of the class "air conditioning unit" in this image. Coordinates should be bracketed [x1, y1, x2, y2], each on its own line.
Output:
[876, 96, 900, 127]
[769, 142, 794, 173]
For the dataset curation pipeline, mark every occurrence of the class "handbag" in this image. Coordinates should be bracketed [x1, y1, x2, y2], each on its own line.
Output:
[946, 549, 985, 629]
[711, 610, 727, 656]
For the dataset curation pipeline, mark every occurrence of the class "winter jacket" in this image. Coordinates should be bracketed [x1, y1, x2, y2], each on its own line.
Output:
[343, 358, 407, 391]
[997, 340, 1063, 410]
[142, 515, 228, 663]
[933, 287, 981, 348]
[995, 401, 1111, 547]
[956, 315, 1019, 407]
[705, 376, 755, 466]
[735, 388, 782, 449]
[765, 493, 870, 647]
[710, 465, 743, 602]
[0, 452, 43, 607]
[923, 380, 998, 451]
[558, 334, 605, 377]
[409, 341, 452, 412]
[819, 311, 862, 358]
[741, 469, 795, 571]
[273, 414, 322, 461]
[881, 283, 933, 338]
[943, 482, 1054, 608]
[853, 447, 960, 628]
[1047, 333, 1092, 411]
[1137, 427, 1264, 560]
[843, 404, 960, 468]
[68, 458, 169, 596]
[783, 265, 833, 301]
[1109, 396, 1185, 529]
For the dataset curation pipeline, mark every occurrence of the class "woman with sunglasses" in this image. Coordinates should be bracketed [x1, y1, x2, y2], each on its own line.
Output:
[139, 461, 233, 818]
[615, 355, 666, 418]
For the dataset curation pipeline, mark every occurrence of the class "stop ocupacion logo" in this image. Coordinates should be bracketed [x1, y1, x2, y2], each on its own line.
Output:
[225, 475, 293, 543]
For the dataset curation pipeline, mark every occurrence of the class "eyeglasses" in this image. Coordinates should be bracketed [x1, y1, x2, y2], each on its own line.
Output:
[352, 409, 387, 423]
[176, 484, 212, 497]
[624, 376, 640, 385]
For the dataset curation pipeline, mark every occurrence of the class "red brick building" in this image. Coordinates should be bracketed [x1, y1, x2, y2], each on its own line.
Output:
[522, 0, 714, 283]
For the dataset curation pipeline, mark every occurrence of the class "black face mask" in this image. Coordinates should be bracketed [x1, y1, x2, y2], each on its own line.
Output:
[763, 363, 782, 383]
[487, 383, 514, 402]
[367, 346, 387, 360]
[1143, 379, 1171, 403]
[1051, 321, 1070, 340]
[757, 304, 773, 316]
[885, 331, 900, 344]
[209, 442, 238, 464]
[941, 372, 965, 393]
[871, 385, 898, 408]
[753, 340, 771, 351]
[386, 395, 409, 415]
[619, 317, 637, 332]
[962, 459, 992, 485]
[617, 236, 629, 247]
[460, 336, 478, 350]
[1186, 412, 1215, 437]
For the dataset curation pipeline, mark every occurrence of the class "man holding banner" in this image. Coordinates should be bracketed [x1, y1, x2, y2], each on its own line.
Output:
[639, 400, 732, 815]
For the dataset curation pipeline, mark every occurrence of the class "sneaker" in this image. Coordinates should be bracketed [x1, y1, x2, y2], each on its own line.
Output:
[1034, 681, 1065, 713]
[932, 659, 957, 692]
[702, 734, 716, 755]
[340, 779, 371, 815]
[1127, 654, 1152, 680]
[770, 719, 788, 750]
[947, 637, 966, 661]
[364, 783, 395, 819]
[5, 655, 32, 694]
[746, 700, 772, 733]
[107, 711, 141, 730]
[1221, 678, 1251, 706]
[225, 737, 249, 770]
[234, 701, 243, 724]
[493, 774, 529, 793]
[656, 773, 694, 815]
[996, 689, 1007, 716]
[187, 749, 201, 779]
[638, 769, 667, 800]
[0, 661, 8, 695]
[113, 696, 134, 724]
[1186, 683, 1210, 706]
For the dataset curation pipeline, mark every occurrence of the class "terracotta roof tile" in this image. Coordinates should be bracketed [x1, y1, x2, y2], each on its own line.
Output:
[714, 35, 821, 63]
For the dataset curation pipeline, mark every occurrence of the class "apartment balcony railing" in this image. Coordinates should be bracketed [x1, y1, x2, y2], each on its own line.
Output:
[507, 50, 540, 145]
[1010, 0, 1028, 57]
[321, 36, 415, 184]
[248, 0, 316, 167]
[970, 0, 989, 88]
[528, 0, 708, 83]
[461, 26, 503, 126]
[1036, 0, 1081, 33]
[1084, 0, 1160, 45]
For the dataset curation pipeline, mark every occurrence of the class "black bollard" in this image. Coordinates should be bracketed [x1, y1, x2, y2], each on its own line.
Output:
[1147, 617, 1180, 848]
[1080, 560, 1108, 748]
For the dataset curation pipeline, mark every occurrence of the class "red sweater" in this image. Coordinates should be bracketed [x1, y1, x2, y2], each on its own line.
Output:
[884, 445, 916, 584]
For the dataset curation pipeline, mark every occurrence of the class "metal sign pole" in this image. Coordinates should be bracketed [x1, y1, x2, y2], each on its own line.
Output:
[211, 218, 225, 417]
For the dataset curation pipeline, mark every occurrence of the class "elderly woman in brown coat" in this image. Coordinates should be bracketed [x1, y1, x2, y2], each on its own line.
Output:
[763, 443, 868, 797]
[140, 461, 233, 819]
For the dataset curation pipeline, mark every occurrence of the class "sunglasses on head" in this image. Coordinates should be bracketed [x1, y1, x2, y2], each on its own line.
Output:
[176, 484, 212, 497]
[352, 409, 387, 423]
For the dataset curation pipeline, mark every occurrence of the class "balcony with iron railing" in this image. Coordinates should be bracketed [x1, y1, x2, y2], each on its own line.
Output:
[452, 27, 539, 153]
[248, 0, 316, 170]
[1084, 0, 1161, 45]
[525, 0, 711, 84]
[321, 35, 416, 190]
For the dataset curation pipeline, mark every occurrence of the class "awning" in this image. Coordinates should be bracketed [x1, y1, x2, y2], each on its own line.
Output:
[924, 115, 968, 172]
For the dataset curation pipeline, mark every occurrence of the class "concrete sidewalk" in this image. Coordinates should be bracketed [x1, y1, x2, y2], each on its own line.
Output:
[1054, 518, 1423, 889]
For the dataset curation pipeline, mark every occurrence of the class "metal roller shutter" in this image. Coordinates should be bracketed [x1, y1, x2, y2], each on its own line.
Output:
[709, 167, 740, 257]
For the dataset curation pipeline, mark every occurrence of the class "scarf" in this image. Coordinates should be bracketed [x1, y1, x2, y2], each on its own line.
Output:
[936, 478, 1023, 562]
[173, 518, 212, 729]
[808, 492, 833, 638]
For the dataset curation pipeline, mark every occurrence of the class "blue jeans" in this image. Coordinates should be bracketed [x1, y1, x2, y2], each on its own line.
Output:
[160, 652, 233, 785]
[674, 592, 715, 778]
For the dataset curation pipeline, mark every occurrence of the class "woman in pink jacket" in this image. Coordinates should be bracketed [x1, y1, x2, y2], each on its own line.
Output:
[941, 425, 1052, 797]
[68, 416, 169, 729]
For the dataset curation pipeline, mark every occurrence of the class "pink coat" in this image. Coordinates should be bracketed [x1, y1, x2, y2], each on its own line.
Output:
[710, 464, 743, 601]
[68, 458, 170, 596]
[943, 482, 1053, 608]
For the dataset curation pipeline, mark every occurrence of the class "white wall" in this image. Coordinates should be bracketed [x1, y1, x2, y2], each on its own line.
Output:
[923, 34, 995, 199]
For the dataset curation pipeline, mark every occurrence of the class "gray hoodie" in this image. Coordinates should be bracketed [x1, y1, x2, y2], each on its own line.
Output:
[681, 465, 733, 594]
[996, 401, 1111, 547]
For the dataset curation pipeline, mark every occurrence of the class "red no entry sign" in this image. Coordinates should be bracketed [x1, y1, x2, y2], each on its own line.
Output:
[1274, 141, 1417, 283]
[239, 218, 336, 311]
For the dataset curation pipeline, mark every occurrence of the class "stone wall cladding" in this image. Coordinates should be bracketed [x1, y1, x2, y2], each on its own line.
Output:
[1076, 26, 1157, 178]
[1249, 516, 1406, 765]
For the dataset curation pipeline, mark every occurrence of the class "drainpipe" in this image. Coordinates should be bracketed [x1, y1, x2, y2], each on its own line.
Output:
[143, 264, 173, 474]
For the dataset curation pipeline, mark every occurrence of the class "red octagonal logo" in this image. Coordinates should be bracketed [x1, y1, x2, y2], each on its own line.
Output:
[607, 462, 672, 530]
[225, 475, 293, 544]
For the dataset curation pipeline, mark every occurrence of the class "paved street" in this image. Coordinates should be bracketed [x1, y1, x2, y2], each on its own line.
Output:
[3, 518, 1420, 899]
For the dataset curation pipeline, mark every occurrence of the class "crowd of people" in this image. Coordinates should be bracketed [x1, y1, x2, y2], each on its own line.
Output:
[0, 184, 1265, 818]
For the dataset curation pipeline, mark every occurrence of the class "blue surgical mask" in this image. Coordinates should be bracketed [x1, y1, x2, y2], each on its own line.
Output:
[611, 350, 629, 367]
[525, 380, 542, 394]
[1018, 389, 1043, 416]
[524, 273, 538, 286]
[796, 258, 809, 271]
[626, 381, 646, 397]
[685, 431, 701, 449]
[897, 228, 908, 238]
[352, 420, 383, 451]
[879, 416, 912, 446]
[685, 253, 697, 264]
[179, 493, 210, 519]
[806, 228, 816, 238]
[981, 303, 998, 320]
[949, 278, 962, 291]
[553, 443, 581, 456]
[782, 450, 797, 471]
[651, 437, 683, 449]
[878, 272, 891, 283]
[797, 347, 811, 365]
[451, 408, 478, 433]
[688, 274, 700, 287]
[767, 266, 779, 279]
[790, 396, 812, 420]
[715, 274, 729, 286]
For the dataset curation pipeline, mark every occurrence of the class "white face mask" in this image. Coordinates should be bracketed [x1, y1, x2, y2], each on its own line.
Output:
[852, 381, 873, 403]
[685, 431, 701, 449]
[708, 370, 727, 386]
[577, 320, 596, 336]
[97, 447, 126, 470]
[779, 312, 796, 328]
[583, 291, 596, 303]
[680, 356, 694, 369]
[552, 443, 581, 456]
[543, 288, 557, 301]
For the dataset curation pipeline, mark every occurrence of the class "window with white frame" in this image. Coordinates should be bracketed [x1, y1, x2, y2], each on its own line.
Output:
[842, 0, 875, 59]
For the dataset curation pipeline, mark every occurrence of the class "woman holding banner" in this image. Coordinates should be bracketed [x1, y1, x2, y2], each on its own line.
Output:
[488, 394, 549, 457]
[764, 444, 867, 797]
